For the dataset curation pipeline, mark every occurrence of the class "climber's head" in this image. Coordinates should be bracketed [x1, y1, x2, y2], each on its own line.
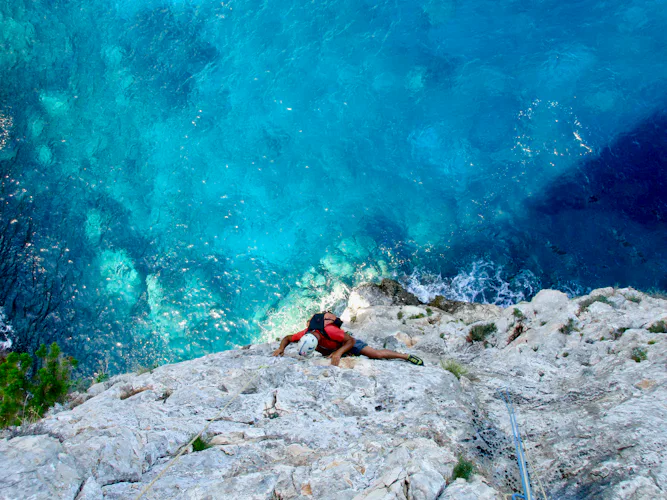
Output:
[324, 311, 343, 328]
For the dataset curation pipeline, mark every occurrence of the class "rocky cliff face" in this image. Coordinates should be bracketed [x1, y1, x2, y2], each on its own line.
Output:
[1, 284, 665, 500]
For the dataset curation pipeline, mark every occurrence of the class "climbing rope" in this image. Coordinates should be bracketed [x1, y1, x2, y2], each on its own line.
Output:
[498, 388, 534, 500]
[524, 445, 549, 500]
[134, 363, 268, 500]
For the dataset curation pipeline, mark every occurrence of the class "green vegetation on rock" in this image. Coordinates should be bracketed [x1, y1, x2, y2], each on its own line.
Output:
[559, 319, 578, 335]
[631, 347, 647, 363]
[192, 435, 212, 452]
[578, 295, 612, 313]
[441, 359, 468, 380]
[451, 455, 474, 482]
[0, 343, 77, 428]
[647, 320, 666, 333]
[468, 323, 496, 342]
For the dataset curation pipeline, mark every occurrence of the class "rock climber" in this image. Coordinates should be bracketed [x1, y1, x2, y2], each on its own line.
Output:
[272, 311, 424, 367]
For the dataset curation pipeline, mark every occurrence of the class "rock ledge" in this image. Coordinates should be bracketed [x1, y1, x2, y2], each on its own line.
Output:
[1, 286, 665, 499]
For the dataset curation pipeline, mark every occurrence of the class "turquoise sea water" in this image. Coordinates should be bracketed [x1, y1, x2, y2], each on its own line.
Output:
[1, 0, 666, 372]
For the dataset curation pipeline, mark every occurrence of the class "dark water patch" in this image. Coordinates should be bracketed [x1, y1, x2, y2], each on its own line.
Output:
[532, 112, 667, 225]
[518, 112, 667, 290]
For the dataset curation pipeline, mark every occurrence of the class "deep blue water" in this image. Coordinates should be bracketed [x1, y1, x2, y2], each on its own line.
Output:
[0, 0, 665, 372]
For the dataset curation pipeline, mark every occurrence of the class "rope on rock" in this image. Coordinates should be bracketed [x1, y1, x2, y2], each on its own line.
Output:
[498, 388, 537, 500]
[524, 443, 549, 500]
[134, 364, 268, 500]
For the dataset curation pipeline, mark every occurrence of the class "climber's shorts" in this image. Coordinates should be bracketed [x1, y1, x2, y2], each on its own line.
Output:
[345, 339, 368, 356]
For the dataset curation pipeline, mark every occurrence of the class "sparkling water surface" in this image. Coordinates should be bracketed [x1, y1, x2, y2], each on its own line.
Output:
[1, 0, 665, 372]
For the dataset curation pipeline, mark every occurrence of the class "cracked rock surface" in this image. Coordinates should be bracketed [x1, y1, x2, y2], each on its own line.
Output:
[1, 285, 665, 499]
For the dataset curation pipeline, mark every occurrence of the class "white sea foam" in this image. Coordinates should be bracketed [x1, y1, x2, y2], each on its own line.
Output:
[404, 260, 542, 307]
[0, 308, 14, 351]
[0, 337, 11, 351]
[554, 279, 589, 298]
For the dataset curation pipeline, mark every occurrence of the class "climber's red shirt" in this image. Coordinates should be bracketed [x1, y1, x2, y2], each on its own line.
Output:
[291, 324, 346, 352]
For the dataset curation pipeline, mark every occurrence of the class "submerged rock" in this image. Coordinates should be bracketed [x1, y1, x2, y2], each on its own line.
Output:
[0, 285, 665, 499]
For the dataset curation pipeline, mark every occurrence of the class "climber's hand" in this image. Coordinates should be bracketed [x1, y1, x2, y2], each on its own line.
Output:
[329, 352, 342, 366]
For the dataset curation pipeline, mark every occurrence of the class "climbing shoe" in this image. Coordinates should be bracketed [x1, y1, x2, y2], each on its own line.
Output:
[407, 355, 424, 366]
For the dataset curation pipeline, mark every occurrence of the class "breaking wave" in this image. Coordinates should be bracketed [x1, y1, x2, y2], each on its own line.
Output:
[0, 309, 14, 352]
[403, 260, 543, 307]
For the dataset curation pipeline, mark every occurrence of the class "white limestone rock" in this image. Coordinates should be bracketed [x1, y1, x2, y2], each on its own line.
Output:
[407, 470, 446, 499]
[75, 477, 103, 500]
[414, 333, 448, 355]
[1, 285, 665, 499]
[438, 476, 500, 499]
[0, 435, 82, 500]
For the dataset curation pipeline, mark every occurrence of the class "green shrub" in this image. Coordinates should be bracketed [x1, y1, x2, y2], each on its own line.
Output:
[31, 344, 78, 417]
[647, 320, 666, 333]
[559, 319, 578, 335]
[578, 295, 611, 313]
[397, 311, 404, 320]
[409, 313, 426, 320]
[192, 435, 211, 452]
[648, 340, 657, 345]
[513, 308, 525, 320]
[562, 352, 569, 358]
[0, 352, 33, 427]
[625, 295, 641, 304]
[440, 359, 468, 380]
[468, 323, 496, 342]
[451, 455, 474, 482]
[95, 372, 109, 383]
[0, 343, 77, 428]
[631, 347, 647, 363]
[426, 308, 433, 317]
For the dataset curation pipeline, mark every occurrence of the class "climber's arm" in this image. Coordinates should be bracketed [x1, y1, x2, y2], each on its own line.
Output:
[328, 333, 356, 366]
[272, 335, 294, 356]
